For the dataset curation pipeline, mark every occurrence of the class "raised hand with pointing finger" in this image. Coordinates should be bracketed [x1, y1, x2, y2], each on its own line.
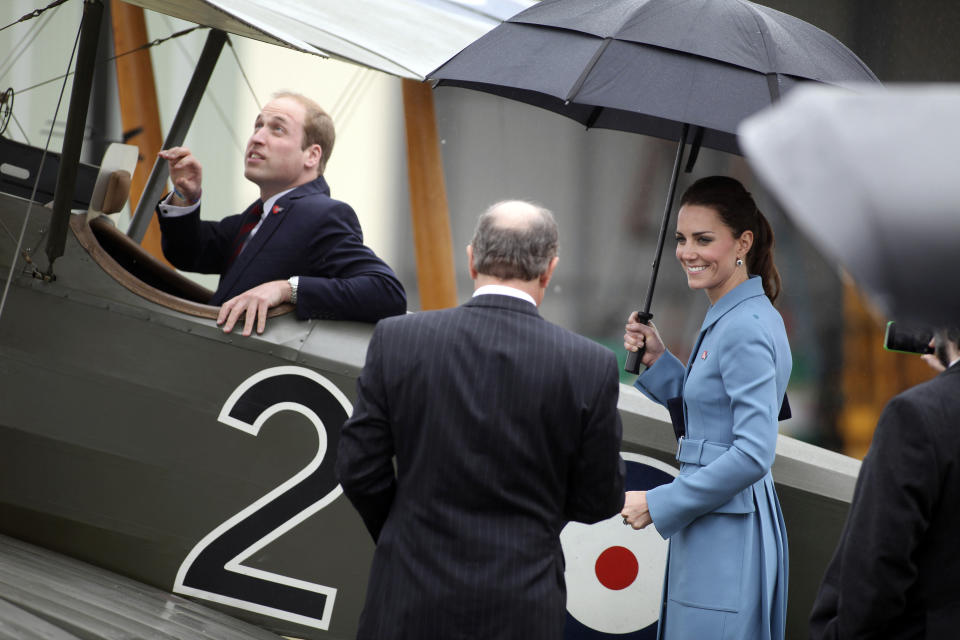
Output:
[158, 146, 202, 205]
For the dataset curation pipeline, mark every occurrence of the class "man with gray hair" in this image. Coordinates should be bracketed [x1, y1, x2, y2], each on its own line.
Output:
[337, 200, 625, 640]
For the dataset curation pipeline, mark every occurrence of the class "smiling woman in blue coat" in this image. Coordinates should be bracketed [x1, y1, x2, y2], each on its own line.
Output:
[621, 176, 791, 640]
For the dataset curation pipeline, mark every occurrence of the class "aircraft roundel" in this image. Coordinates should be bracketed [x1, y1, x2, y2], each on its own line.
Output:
[561, 452, 678, 638]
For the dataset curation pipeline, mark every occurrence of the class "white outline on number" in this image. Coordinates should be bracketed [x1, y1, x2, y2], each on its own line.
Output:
[173, 365, 352, 631]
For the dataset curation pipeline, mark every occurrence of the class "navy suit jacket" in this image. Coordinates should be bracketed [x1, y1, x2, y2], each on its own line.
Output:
[336, 294, 626, 640]
[810, 361, 960, 639]
[158, 176, 405, 322]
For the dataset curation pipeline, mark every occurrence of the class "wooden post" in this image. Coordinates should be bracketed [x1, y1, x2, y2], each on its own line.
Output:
[401, 79, 457, 310]
[838, 277, 935, 458]
[110, 0, 168, 264]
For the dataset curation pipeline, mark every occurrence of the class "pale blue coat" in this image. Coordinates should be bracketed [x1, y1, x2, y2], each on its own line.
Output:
[635, 276, 791, 640]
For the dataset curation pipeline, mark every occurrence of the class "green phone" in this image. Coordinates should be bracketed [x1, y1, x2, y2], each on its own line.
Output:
[883, 321, 934, 355]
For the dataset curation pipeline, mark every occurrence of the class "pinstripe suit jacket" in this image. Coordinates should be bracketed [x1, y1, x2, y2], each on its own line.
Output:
[336, 293, 625, 640]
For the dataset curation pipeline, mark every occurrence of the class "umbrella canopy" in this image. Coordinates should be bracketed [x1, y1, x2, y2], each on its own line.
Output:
[740, 84, 960, 327]
[430, 0, 880, 372]
[430, 0, 878, 153]
[122, 0, 534, 79]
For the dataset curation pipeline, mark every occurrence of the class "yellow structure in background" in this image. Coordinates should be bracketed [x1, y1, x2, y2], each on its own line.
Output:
[840, 277, 935, 459]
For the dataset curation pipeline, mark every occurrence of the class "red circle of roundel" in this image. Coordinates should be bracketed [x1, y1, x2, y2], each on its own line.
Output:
[594, 545, 639, 591]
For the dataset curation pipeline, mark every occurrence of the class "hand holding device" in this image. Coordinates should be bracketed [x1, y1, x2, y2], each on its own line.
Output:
[883, 321, 934, 355]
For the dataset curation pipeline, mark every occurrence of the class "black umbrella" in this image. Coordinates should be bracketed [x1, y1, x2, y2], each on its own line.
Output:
[429, 0, 879, 372]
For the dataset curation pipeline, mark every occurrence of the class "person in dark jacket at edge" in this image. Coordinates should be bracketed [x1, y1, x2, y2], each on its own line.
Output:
[810, 326, 960, 639]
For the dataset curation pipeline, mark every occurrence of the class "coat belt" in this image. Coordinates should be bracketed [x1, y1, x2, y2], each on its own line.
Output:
[676, 437, 730, 466]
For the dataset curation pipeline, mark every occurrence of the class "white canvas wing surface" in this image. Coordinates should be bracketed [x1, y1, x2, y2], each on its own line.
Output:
[123, 0, 535, 79]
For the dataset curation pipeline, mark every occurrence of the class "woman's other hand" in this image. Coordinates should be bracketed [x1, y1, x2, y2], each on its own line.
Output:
[621, 490, 652, 530]
[624, 312, 666, 368]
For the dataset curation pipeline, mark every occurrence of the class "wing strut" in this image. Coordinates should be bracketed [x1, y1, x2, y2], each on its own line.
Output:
[127, 29, 226, 243]
[45, 0, 104, 274]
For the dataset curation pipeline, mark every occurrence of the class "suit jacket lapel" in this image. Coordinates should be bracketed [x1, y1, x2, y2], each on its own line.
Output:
[235, 201, 287, 266]
[699, 276, 765, 335]
[218, 199, 290, 296]
[683, 277, 766, 385]
[215, 176, 330, 298]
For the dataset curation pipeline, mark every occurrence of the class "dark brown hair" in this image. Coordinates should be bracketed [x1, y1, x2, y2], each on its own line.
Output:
[680, 176, 781, 303]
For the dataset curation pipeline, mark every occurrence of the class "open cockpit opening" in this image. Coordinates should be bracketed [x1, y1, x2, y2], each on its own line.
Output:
[70, 204, 293, 320]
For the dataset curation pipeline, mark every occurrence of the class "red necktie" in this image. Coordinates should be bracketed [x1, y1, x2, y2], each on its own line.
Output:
[227, 200, 262, 266]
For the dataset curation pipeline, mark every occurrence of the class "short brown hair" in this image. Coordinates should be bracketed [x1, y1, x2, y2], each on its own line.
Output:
[273, 91, 335, 175]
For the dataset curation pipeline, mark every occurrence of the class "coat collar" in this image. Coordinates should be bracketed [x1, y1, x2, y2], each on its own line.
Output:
[464, 293, 541, 318]
[699, 275, 766, 333]
[942, 359, 960, 379]
[281, 175, 330, 202]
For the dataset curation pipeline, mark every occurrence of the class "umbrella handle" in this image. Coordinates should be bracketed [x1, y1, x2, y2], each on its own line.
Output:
[624, 311, 653, 374]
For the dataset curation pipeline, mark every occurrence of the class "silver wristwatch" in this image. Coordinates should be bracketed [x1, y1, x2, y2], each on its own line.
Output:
[287, 276, 299, 304]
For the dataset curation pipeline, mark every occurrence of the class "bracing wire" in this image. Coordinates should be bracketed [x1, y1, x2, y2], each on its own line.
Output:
[330, 66, 367, 123]
[0, 6, 58, 83]
[160, 16, 246, 155]
[13, 25, 204, 96]
[0, 0, 69, 34]
[0, 10, 81, 322]
[226, 35, 261, 112]
[10, 111, 30, 144]
[330, 67, 376, 134]
[0, 216, 17, 247]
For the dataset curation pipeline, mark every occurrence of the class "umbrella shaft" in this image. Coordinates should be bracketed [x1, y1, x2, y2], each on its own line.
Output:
[641, 124, 688, 313]
[625, 125, 689, 375]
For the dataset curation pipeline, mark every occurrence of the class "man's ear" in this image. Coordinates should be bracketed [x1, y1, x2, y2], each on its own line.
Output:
[466, 245, 478, 280]
[539, 256, 559, 288]
[305, 144, 322, 171]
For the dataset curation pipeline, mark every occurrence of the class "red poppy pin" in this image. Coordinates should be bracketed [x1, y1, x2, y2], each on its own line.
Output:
[271, 204, 282, 215]
[701, 350, 708, 360]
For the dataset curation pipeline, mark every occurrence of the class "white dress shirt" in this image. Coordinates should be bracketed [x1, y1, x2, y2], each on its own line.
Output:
[157, 187, 295, 246]
[472, 284, 536, 307]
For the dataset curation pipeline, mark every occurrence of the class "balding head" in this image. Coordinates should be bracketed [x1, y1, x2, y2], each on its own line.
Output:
[469, 200, 558, 281]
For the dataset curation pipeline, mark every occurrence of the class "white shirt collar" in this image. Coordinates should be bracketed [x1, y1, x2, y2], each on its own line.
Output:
[244, 187, 297, 240]
[472, 284, 536, 306]
[262, 187, 295, 216]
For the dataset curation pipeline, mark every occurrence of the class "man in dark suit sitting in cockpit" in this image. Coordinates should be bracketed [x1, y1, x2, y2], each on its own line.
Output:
[156, 91, 405, 336]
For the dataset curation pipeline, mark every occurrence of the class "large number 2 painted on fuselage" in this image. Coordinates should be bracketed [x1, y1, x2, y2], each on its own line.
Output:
[173, 366, 352, 631]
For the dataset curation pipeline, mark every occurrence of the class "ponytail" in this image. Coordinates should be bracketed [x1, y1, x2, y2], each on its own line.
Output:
[747, 207, 781, 304]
